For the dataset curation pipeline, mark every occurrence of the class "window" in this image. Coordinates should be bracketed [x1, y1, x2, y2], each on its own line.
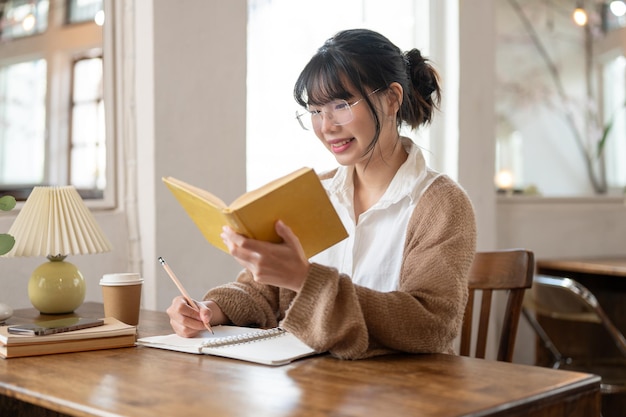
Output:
[602, 54, 626, 190]
[0, 59, 47, 186]
[0, 0, 109, 202]
[0, 0, 49, 40]
[246, 0, 431, 190]
[66, 0, 103, 24]
[70, 55, 106, 193]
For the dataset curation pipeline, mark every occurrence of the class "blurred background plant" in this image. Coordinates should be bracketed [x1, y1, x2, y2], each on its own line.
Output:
[0, 195, 16, 255]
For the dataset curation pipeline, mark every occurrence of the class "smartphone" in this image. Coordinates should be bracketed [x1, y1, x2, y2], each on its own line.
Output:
[7, 317, 104, 336]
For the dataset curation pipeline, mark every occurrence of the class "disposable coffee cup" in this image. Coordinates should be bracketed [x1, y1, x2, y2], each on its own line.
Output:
[100, 273, 143, 326]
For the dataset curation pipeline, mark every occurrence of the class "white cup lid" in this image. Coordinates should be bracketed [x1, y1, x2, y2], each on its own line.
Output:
[100, 272, 143, 286]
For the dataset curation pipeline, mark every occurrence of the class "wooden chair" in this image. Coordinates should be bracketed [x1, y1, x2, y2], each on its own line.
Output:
[460, 249, 535, 362]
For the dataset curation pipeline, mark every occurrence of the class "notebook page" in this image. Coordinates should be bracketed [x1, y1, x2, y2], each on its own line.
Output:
[136, 326, 270, 353]
[136, 325, 316, 365]
[201, 331, 316, 366]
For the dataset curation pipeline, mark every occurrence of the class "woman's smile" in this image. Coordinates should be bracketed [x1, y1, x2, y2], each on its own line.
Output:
[328, 137, 355, 153]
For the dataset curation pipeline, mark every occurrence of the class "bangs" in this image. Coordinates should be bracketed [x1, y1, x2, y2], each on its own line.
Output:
[294, 52, 354, 108]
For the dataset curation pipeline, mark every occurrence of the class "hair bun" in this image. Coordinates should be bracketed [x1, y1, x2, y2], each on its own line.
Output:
[404, 49, 437, 97]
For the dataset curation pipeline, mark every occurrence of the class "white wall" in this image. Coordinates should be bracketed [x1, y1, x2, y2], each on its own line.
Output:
[458, 0, 497, 250]
[136, 0, 247, 310]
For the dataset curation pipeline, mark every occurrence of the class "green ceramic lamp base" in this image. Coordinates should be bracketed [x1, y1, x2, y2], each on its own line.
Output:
[28, 255, 86, 314]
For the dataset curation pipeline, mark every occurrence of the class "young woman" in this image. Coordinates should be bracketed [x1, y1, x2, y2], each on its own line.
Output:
[167, 29, 476, 359]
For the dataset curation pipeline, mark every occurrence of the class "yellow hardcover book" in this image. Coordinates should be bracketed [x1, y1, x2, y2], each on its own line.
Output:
[162, 167, 348, 258]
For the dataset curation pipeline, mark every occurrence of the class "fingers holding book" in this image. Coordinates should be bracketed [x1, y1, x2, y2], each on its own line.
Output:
[221, 222, 311, 293]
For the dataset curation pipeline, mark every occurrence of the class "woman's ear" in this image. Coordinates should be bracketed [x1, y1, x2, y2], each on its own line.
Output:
[385, 82, 403, 116]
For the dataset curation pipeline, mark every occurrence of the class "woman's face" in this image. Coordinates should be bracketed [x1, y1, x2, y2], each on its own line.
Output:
[309, 85, 399, 167]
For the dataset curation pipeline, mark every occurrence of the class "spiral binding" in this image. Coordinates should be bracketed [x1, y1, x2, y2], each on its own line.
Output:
[201, 327, 286, 349]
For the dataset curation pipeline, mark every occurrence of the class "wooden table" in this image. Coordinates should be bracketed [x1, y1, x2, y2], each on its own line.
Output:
[537, 257, 626, 279]
[0, 302, 600, 417]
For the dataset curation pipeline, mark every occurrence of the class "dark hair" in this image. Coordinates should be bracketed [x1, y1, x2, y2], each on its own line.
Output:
[294, 29, 441, 138]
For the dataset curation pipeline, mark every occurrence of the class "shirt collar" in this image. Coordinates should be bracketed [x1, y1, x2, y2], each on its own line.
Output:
[324, 137, 430, 209]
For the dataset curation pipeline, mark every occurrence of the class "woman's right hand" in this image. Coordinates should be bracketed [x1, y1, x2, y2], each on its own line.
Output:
[166, 296, 221, 338]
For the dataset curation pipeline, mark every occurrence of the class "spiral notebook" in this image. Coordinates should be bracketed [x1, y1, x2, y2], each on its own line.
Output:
[136, 325, 317, 366]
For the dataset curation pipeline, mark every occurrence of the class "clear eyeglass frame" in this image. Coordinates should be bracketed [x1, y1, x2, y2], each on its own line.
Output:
[295, 88, 382, 131]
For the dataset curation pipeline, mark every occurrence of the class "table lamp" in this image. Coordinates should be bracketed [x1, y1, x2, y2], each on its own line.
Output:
[4, 186, 112, 314]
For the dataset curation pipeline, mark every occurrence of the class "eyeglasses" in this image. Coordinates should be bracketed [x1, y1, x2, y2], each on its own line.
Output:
[295, 89, 381, 131]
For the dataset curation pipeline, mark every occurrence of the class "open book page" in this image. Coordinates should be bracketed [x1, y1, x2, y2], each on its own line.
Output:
[163, 177, 239, 252]
[136, 325, 317, 366]
[163, 176, 227, 208]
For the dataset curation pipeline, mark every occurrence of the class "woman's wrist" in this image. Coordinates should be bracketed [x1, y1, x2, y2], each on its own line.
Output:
[204, 300, 228, 325]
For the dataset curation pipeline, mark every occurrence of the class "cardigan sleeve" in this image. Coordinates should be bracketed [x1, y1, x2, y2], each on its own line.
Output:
[202, 269, 293, 329]
[280, 175, 477, 359]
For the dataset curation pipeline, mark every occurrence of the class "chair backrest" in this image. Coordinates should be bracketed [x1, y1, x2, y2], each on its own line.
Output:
[528, 275, 626, 357]
[460, 249, 535, 362]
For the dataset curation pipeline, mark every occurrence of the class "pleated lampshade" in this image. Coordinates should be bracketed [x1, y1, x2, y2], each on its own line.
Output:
[4, 186, 112, 314]
[6, 186, 111, 257]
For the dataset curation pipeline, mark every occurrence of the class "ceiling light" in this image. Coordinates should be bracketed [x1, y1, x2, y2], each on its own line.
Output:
[94, 10, 105, 26]
[610, 1, 626, 17]
[21, 13, 35, 31]
[573, 7, 588, 26]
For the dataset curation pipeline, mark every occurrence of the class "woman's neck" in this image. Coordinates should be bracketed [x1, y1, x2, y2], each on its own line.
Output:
[352, 137, 408, 219]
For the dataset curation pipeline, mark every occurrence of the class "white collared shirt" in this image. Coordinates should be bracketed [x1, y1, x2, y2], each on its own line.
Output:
[310, 138, 441, 292]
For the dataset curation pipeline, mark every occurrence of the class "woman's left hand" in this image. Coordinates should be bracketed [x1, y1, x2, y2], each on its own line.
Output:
[220, 220, 311, 292]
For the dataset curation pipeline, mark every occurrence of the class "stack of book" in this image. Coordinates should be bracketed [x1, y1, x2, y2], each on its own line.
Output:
[0, 317, 137, 358]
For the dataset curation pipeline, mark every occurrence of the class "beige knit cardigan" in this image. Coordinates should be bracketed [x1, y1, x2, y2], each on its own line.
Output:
[204, 174, 477, 360]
